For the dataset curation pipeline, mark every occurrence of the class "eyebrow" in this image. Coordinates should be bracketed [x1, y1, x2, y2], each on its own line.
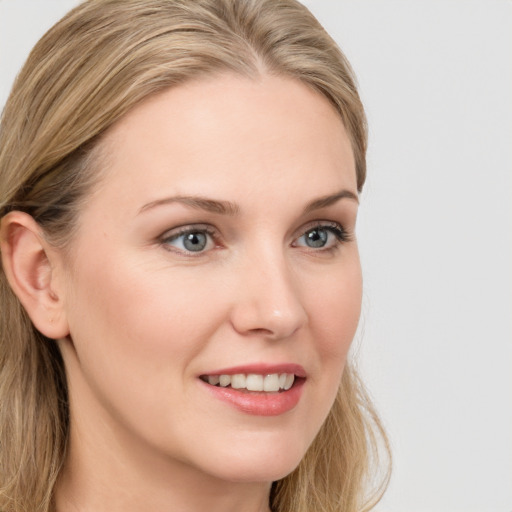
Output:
[139, 189, 358, 216]
[139, 196, 240, 215]
[302, 189, 359, 213]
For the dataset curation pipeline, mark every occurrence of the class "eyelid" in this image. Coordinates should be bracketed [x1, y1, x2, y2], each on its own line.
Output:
[295, 220, 350, 239]
[292, 220, 352, 249]
[159, 223, 220, 255]
[160, 223, 214, 238]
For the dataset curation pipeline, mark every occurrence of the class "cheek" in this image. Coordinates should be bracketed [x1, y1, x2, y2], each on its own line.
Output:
[305, 257, 363, 362]
[297, 256, 362, 426]
[67, 252, 220, 352]
[62, 252, 235, 423]
[61, 254, 225, 440]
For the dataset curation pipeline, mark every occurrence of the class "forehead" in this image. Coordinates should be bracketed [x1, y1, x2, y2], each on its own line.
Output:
[90, 73, 356, 211]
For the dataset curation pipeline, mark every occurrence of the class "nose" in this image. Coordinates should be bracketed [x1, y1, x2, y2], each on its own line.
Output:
[229, 251, 308, 340]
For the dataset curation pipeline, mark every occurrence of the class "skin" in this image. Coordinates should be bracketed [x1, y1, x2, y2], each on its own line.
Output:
[5, 74, 363, 512]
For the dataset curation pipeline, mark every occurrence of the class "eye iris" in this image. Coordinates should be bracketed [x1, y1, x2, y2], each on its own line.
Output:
[306, 228, 328, 248]
[183, 232, 207, 252]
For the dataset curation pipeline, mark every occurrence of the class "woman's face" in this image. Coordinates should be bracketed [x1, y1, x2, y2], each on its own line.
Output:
[57, 74, 362, 485]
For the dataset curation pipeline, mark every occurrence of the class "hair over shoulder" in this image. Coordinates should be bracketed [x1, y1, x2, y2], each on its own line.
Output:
[0, 1, 390, 511]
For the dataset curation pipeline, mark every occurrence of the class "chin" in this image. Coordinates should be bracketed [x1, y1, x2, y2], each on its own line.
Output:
[210, 459, 301, 484]
[195, 436, 308, 484]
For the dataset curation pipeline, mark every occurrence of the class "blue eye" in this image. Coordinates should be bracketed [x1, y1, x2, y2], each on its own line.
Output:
[304, 228, 329, 248]
[295, 224, 347, 249]
[163, 228, 214, 253]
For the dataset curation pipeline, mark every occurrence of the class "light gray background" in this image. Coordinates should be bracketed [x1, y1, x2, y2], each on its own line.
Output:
[1, 1, 511, 511]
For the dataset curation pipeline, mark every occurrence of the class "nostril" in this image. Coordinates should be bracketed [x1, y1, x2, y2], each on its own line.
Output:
[247, 327, 274, 336]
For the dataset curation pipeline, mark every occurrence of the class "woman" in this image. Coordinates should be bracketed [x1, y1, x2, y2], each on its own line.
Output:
[0, 1, 390, 511]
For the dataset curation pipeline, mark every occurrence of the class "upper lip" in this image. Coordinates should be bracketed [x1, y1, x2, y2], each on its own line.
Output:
[200, 363, 306, 378]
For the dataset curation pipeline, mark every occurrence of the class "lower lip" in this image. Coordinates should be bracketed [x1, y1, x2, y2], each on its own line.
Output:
[201, 379, 305, 416]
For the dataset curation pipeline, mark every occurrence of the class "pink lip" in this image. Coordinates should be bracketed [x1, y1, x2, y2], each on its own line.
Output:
[199, 363, 306, 417]
[202, 363, 306, 378]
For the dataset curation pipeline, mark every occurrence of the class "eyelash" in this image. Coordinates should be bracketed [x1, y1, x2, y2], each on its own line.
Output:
[160, 224, 218, 255]
[293, 221, 351, 252]
[160, 221, 351, 256]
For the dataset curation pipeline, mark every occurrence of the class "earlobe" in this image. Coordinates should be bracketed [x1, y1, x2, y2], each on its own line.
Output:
[0, 211, 70, 339]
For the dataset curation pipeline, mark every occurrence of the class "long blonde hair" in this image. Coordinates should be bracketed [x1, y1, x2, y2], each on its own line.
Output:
[0, 1, 390, 511]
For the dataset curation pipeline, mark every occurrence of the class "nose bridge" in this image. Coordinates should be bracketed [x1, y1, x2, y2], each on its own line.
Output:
[230, 241, 307, 339]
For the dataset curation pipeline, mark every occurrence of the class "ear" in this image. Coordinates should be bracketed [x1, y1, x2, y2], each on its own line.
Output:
[0, 211, 69, 339]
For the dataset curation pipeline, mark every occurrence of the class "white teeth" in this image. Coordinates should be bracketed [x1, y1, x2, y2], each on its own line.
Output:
[263, 373, 280, 392]
[205, 372, 296, 392]
[208, 375, 220, 386]
[231, 374, 246, 389]
[219, 374, 231, 387]
[246, 374, 264, 391]
[284, 373, 294, 391]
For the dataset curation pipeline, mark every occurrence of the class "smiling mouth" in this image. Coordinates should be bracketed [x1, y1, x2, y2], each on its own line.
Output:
[200, 373, 298, 393]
